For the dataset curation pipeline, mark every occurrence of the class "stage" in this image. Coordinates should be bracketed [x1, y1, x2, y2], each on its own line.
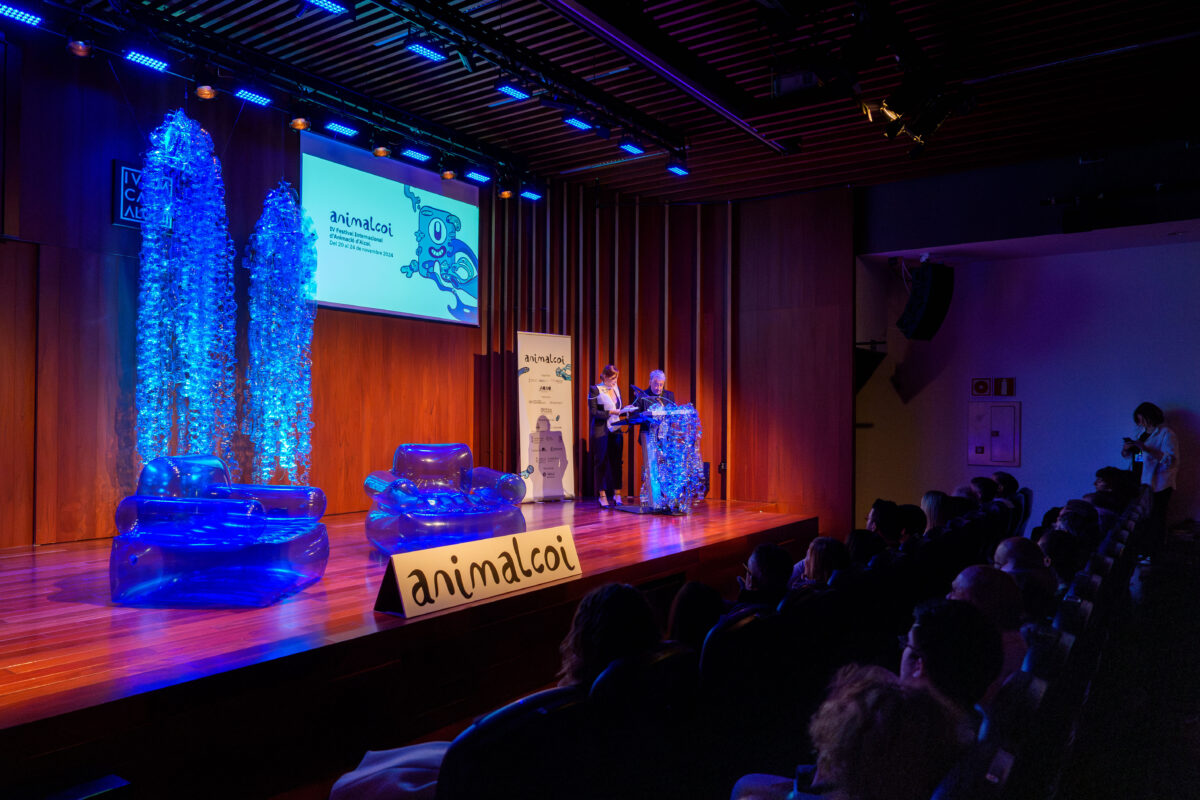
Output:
[0, 500, 816, 797]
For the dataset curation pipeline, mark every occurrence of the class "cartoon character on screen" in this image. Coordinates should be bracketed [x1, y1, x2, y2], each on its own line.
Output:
[401, 186, 479, 324]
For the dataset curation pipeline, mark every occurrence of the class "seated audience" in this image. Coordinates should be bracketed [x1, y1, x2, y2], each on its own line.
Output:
[992, 536, 1059, 622]
[947, 566, 1028, 701]
[732, 665, 969, 800]
[991, 471, 1019, 500]
[668, 580, 726, 652]
[921, 490, 952, 532]
[969, 476, 1000, 504]
[865, 499, 901, 547]
[1094, 465, 1137, 507]
[1056, 500, 1102, 549]
[845, 529, 886, 569]
[1029, 505, 1062, 541]
[734, 542, 794, 611]
[1037, 528, 1082, 600]
[900, 598, 1003, 716]
[993, 536, 1050, 571]
[791, 536, 850, 589]
[896, 504, 927, 548]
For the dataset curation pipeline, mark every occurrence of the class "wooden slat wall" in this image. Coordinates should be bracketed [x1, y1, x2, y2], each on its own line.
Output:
[0, 35, 854, 542]
[0, 241, 37, 548]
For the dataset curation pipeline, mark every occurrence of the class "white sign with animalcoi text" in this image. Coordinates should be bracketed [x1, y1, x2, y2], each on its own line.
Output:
[375, 525, 583, 618]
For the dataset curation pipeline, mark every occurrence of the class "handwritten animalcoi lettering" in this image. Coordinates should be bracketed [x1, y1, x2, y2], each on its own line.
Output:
[375, 525, 582, 618]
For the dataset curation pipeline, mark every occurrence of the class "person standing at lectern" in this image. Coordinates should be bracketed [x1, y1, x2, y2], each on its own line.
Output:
[588, 364, 637, 508]
[634, 369, 676, 443]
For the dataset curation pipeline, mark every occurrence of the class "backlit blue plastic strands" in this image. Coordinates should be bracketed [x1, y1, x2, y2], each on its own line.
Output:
[136, 110, 238, 474]
[325, 121, 358, 137]
[401, 147, 432, 162]
[563, 116, 592, 131]
[0, 4, 41, 25]
[465, 170, 490, 183]
[406, 41, 447, 62]
[235, 89, 271, 106]
[126, 51, 168, 72]
[653, 405, 705, 513]
[243, 182, 317, 484]
[304, 0, 348, 13]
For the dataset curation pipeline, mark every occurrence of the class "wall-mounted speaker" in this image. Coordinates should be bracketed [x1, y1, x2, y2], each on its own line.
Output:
[897, 262, 954, 340]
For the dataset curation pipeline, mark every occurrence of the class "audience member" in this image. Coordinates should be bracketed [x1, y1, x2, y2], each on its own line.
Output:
[896, 504, 927, 547]
[1038, 529, 1083, 594]
[1094, 466, 1137, 506]
[947, 566, 1028, 700]
[900, 598, 1003, 715]
[952, 484, 979, 509]
[1055, 501, 1101, 550]
[920, 490, 951, 532]
[992, 471, 1019, 500]
[732, 665, 969, 800]
[668, 580, 726, 652]
[792, 536, 850, 588]
[558, 582, 661, 688]
[865, 499, 901, 547]
[734, 543, 794, 610]
[993, 536, 1050, 571]
[969, 476, 1000, 504]
[1005, 567, 1059, 624]
[845, 529, 886, 568]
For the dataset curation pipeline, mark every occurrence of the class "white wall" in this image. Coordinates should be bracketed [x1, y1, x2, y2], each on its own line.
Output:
[855, 239, 1200, 531]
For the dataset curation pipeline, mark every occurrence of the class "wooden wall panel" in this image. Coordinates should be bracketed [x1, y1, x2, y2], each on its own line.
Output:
[0, 241, 37, 547]
[35, 246, 139, 543]
[732, 190, 854, 535]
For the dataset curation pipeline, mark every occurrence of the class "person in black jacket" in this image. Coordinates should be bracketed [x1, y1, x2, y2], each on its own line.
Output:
[587, 364, 635, 507]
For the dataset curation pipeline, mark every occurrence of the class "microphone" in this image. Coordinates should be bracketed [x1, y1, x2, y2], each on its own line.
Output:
[630, 384, 646, 400]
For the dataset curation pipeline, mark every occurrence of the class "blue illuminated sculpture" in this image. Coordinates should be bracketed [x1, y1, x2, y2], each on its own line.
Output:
[243, 181, 318, 484]
[364, 443, 527, 554]
[135, 110, 237, 470]
[110, 455, 329, 607]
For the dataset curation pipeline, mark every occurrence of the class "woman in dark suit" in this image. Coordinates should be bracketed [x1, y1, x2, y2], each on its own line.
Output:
[587, 364, 634, 507]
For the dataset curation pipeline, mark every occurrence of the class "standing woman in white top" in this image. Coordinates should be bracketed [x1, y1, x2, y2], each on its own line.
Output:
[1121, 401, 1180, 553]
[587, 364, 636, 508]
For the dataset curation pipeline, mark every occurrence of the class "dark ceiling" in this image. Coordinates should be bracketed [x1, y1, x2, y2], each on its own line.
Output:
[40, 0, 1200, 201]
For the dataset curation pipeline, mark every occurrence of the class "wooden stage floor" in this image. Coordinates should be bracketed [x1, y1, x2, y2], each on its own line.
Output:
[0, 500, 816, 796]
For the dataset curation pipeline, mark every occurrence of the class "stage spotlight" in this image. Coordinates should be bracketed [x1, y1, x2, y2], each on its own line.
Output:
[464, 166, 491, 184]
[497, 176, 515, 199]
[372, 143, 392, 158]
[618, 135, 645, 155]
[494, 77, 530, 101]
[235, 89, 271, 107]
[125, 50, 169, 72]
[195, 84, 217, 100]
[438, 156, 463, 180]
[520, 185, 543, 201]
[304, 0, 348, 13]
[666, 153, 689, 176]
[0, 4, 41, 26]
[399, 142, 433, 162]
[325, 121, 358, 137]
[66, 34, 92, 57]
[563, 112, 592, 131]
[406, 38, 447, 63]
[290, 115, 312, 131]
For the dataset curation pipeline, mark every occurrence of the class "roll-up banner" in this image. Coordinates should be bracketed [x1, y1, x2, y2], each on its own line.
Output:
[516, 332, 574, 502]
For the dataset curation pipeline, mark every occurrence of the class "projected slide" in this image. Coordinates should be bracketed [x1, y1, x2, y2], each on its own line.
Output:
[300, 135, 480, 326]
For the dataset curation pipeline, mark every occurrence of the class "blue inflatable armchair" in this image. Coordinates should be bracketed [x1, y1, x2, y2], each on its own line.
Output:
[364, 443, 526, 554]
[110, 455, 329, 606]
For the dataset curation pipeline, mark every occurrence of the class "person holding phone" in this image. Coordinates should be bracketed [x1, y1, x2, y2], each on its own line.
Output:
[1121, 401, 1179, 554]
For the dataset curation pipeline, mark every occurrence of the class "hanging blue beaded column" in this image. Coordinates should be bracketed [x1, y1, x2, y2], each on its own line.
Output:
[135, 109, 238, 471]
[243, 181, 318, 484]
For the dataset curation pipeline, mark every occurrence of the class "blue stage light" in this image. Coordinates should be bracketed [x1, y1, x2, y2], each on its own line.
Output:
[667, 154, 689, 176]
[465, 169, 491, 184]
[304, 0, 348, 13]
[618, 135, 645, 155]
[400, 146, 432, 162]
[407, 40, 447, 62]
[126, 51, 168, 72]
[325, 121, 358, 137]
[494, 79, 530, 101]
[0, 4, 41, 26]
[520, 186, 543, 201]
[235, 89, 271, 106]
[563, 114, 592, 131]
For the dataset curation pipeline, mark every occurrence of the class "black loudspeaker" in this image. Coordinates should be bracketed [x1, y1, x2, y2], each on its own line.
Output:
[897, 262, 954, 340]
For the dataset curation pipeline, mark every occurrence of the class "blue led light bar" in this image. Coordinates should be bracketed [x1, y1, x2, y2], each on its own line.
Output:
[667, 164, 690, 176]
[0, 4, 41, 25]
[325, 121, 358, 137]
[495, 81, 530, 101]
[563, 115, 593, 131]
[126, 51, 169, 72]
[618, 136, 645, 155]
[465, 170, 491, 184]
[304, 0, 348, 13]
[400, 147, 432, 162]
[520, 189, 543, 201]
[235, 89, 271, 106]
[406, 40, 447, 62]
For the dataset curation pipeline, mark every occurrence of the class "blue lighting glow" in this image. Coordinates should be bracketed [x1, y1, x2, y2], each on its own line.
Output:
[244, 181, 317, 484]
[563, 115, 592, 131]
[0, 4, 41, 25]
[304, 0, 348, 13]
[495, 82, 530, 101]
[400, 147, 432, 162]
[325, 121, 358, 137]
[619, 137, 646, 155]
[235, 89, 271, 106]
[520, 188, 543, 201]
[136, 110, 237, 471]
[667, 157, 690, 176]
[407, 40, 447, 62]
[126, 51, 168, 72]
[465, 169, 491, 183]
